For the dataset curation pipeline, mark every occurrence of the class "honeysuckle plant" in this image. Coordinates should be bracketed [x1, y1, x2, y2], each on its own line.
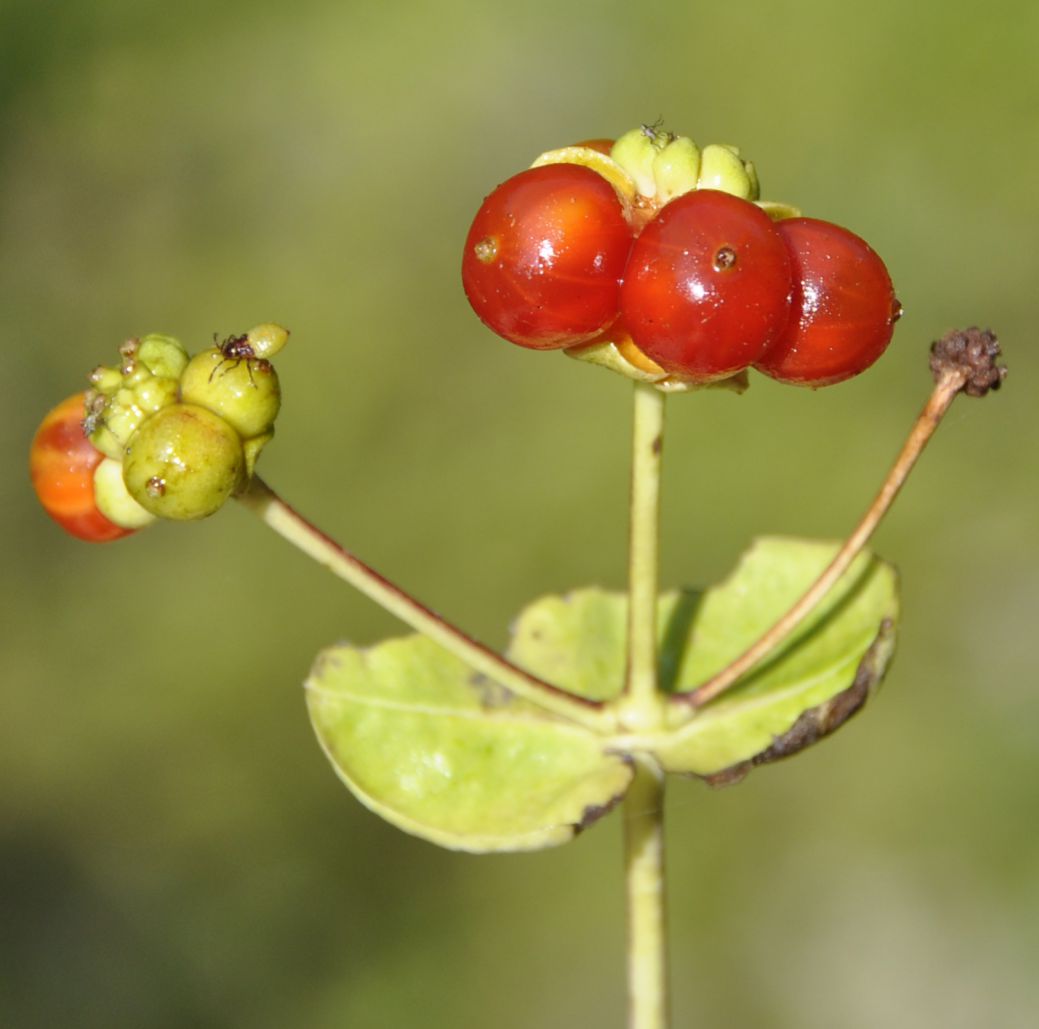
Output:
[29, 125, 1006, 1029]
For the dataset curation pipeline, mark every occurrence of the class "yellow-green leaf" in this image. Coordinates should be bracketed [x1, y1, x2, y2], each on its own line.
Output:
[508, 537, 899, 782]
[306, 634, 633, 852]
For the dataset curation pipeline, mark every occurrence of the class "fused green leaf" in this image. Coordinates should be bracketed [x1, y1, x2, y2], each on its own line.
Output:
[507, 589, 633, 702]
[508, 585, 716, 700]
[650, 538, 898, 780]
[306, 634, 633, 853]
[509, 537, 899, 781]
[308, 538, 898, 848]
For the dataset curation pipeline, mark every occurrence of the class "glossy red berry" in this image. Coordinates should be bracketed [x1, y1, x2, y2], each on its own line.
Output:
[29, 393, 135, 543]
[755, 218, 900, 386]
[619, 190, 794, 382]
[462, 164, 635, 350]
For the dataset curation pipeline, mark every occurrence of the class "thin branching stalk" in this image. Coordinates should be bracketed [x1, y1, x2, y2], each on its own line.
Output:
[238, 477, 612, 731]
[678, 366, 967, 710]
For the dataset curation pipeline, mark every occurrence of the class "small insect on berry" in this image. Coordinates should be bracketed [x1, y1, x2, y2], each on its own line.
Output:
[210, 333, 261, 385]
[207, 324, 289, 385]
[180, 325, 286, 440]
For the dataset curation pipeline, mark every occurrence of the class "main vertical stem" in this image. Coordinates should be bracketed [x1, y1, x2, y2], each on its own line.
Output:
[623, 381, 669, 1029]
[626, 381, 666, 715]
[625, 758, 668, 1029]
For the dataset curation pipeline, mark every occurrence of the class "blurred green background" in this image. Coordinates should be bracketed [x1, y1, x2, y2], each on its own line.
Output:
[3, 1, 1037, 1026]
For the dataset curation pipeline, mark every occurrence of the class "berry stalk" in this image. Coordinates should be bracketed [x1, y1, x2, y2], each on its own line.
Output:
[237, 477, 613, 732]
[622, 382, 668, 726]
[677, 330, 1005, 710]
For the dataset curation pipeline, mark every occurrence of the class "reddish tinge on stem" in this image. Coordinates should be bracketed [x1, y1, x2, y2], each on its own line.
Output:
[676, 327, 1006, 710]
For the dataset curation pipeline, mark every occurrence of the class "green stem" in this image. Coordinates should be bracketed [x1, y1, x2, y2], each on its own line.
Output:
[621, 381, 670, 1029]
[237, 476, 612, 732]
[623, 381, 667, 727]
[624, 756, 669, 1029]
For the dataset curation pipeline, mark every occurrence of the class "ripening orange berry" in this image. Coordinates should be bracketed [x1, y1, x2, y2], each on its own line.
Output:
[29, 393, 135, 542]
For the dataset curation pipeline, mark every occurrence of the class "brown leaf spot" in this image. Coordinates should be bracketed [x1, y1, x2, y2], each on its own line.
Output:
[702, 619, 895, 788]
[572, 757, 634, 834]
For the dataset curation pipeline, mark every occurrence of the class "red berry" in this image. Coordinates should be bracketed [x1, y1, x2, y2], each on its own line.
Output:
[29, 393, 135, 543]
[462, 164, 634, 350]
[619, 190, 793, 382]
[755, 218, 901, 386]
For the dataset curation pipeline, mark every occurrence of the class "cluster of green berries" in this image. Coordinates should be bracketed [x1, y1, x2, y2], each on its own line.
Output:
[30, 324, 288, 542]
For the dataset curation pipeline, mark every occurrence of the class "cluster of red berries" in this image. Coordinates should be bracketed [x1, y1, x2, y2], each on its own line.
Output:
[462, 134, 901, 387]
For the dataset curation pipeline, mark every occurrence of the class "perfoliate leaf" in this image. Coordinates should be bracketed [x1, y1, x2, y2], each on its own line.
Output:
[650, 538, 898, 781]
[308, 538, 899, 851]
[306, 634, 633, 852]
[506, 588, 632, 702]
[509, 538, 899, 783]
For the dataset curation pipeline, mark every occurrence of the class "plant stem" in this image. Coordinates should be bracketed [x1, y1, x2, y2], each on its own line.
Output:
[679, 367, 967, 710]
[624, 756, 669, 1029]
[620, 381, 670, 1029]
[237, 476, 612, 732]
[624, 382, 667, 724]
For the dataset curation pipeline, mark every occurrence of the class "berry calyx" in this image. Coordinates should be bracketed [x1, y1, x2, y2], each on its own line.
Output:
[29, 393, 137, 542]
[243, 323, 289, 360]
[462, 164, 635, 349]
[122, 404, 246, 520]
[755, 218, 901, 386]
[620, 190, 794, 382]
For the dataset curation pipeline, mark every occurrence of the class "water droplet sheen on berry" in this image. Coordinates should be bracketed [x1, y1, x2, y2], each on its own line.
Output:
[755, 218, 899, 386]
[462, 164, 635, 350]
[620, 190, 793, 381]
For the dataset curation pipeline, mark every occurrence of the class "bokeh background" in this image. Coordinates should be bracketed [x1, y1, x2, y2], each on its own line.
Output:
[3, 1, 1037, 1026]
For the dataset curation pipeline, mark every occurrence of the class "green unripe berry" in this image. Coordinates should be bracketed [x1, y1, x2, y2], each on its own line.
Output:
[652, 136, 701, 205]
[136, 334, 189, 379]
[743, 159, 760, 202]
[86, 334, 187, 458]
[123, 404, 245, 520]
[242, 431, 274, 480]
[89, 366, 123, 393]
[87, 375, 181, 459]
[246, 323, 289, 360]
[93, 457, 157, 529]
[611, 126, 671, 197]
[179, 347, 281, 440]
[697, 144, 755, 199]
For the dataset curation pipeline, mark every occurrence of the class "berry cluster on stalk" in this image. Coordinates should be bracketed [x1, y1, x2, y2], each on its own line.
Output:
[462, 125, 902, 389]
[30, 324, 289, 542]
